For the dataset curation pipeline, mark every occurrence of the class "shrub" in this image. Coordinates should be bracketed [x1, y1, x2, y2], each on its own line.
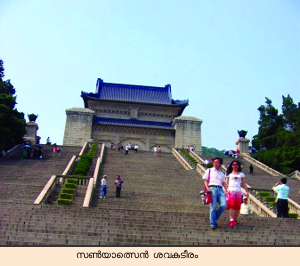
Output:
[62, 188, 76, 194]
[269, 202, 277, 207]
[64, 183, 77, 189]
[256, 192, 270, 197]
[206, 162, 213, 168]
[263, 196, 276, 202]
[289, 213, 299, 219]
[57, 199, 72, 205]
[74, 167, 88, 176]
[59, 193, 73, 200]
[180, 149, 198, 167]
[66, 178, 78, 184]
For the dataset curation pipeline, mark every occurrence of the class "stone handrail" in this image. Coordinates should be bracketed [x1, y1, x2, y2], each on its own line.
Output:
[242, 153, 285, 177]
[83, 143, 105, 207]
[34, 143, 87, 205]
[34, 175, 57, 204]
[7, 144, 21, 158]
[289, 170, 300, 181]
[196, 164, 206, 176]
[79, 142, 88, 156]
[172, 149, 193, 170]
[189, 150, 205, 164]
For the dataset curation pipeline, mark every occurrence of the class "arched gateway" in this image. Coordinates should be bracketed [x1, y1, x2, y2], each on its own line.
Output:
[63, 78, 203, 154]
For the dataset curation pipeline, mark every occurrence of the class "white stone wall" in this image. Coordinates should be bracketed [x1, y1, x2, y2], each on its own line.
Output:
[174, 116, 203, 155]
[92, 126, 174, 153]
[63, 108, 95, 147]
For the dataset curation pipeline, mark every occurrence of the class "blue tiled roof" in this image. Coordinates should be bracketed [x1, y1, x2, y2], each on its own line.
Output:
[81, 78, 189, 106]
[94, 117, 174, 130]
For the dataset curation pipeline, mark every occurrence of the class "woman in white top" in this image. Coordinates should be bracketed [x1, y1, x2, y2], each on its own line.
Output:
[225, 160, 249, 227]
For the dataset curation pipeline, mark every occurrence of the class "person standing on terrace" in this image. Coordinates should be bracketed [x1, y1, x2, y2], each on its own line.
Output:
[225, 160, 249, 227]
[202, 157, 228, 229]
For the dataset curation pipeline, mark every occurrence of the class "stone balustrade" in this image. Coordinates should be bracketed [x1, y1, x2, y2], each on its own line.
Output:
[172, 149, 193, 170]
[83, 143, 105, 207]
[7, 144, 21, 158]
[289, 170, 300, 181]
[242, 153, 285, 177]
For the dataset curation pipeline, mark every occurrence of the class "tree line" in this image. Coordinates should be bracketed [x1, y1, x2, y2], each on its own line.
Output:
[252, 96, 300, 174]
[0, 59, 26, 151]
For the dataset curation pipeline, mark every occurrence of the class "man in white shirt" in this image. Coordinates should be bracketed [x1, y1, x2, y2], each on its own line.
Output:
[100, 175, 107, 199]
[134, 144, 139, 153]
[240, 196, 253, 215]
[153, 145, 158, 156]
[202, 157, 228, 229]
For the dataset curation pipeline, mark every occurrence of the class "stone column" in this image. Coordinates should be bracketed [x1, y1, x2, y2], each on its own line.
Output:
[24, 122, 39, 145]
[235, 138, 250, 154]
[173, 116, 203, 155]
[63, 108, 95, 147]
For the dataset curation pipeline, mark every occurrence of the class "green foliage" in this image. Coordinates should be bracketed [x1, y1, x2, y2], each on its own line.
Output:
[57, 199, 72, 205]
[263, 196, 276, 202]
[269, 202, 277, 208]
[256, 192, 270, 197]
[0, 59, 26, 151]
[252, 95, 300, 174]
[66, 178, 78, 184]
[88, 143, 97, 156]
[59, 193, 73, 200]
[206, 162, 213, 168]
[202, 146, 225, 157]
[180, 149, 198, 167]
[62, 188, 76, 194]
[64, 183, 77, 189]
[289, 213, 299, 219]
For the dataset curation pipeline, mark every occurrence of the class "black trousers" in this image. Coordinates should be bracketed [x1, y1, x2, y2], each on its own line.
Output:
[277, 199, 289, 218]
[116, 187, 122, 198]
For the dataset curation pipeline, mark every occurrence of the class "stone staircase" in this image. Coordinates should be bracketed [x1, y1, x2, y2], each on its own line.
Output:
[1, 148, 300, 245]
[221, 157, 300, 204]
[0, 145, 81, 202]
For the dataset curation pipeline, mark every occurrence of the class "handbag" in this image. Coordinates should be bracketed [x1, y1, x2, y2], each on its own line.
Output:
[200, 169, 213, 205]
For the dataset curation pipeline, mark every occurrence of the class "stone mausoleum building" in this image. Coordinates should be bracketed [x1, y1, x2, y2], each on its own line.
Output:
[63, 78, 203, 154]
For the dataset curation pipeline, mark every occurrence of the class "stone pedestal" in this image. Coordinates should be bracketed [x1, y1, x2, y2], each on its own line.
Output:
[235, 138, 250, 154]
[63, 108, 95, 147]
[173, 116, 203, 155]
[24, 122, 39, 145]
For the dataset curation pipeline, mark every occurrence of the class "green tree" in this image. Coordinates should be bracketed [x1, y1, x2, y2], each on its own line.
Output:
[252, 95, 300, 174]
[252, 97, 284, 150]
[0, 59, 26, 151]
[282, 94, 300, 132]
[202, 146, 225, 157]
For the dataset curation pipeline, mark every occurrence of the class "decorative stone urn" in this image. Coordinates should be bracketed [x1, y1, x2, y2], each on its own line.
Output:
[28, 114, 38, 122]
[237, 130, 247, 138]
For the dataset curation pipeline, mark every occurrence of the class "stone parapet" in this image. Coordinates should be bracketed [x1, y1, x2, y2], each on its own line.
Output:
[235, 138, 250, 153]
[63, 108, 95, 147]
[173, 116, 203, 155]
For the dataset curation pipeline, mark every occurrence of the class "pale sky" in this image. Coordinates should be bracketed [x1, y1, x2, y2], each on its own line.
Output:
[1, 0, 299, 150]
